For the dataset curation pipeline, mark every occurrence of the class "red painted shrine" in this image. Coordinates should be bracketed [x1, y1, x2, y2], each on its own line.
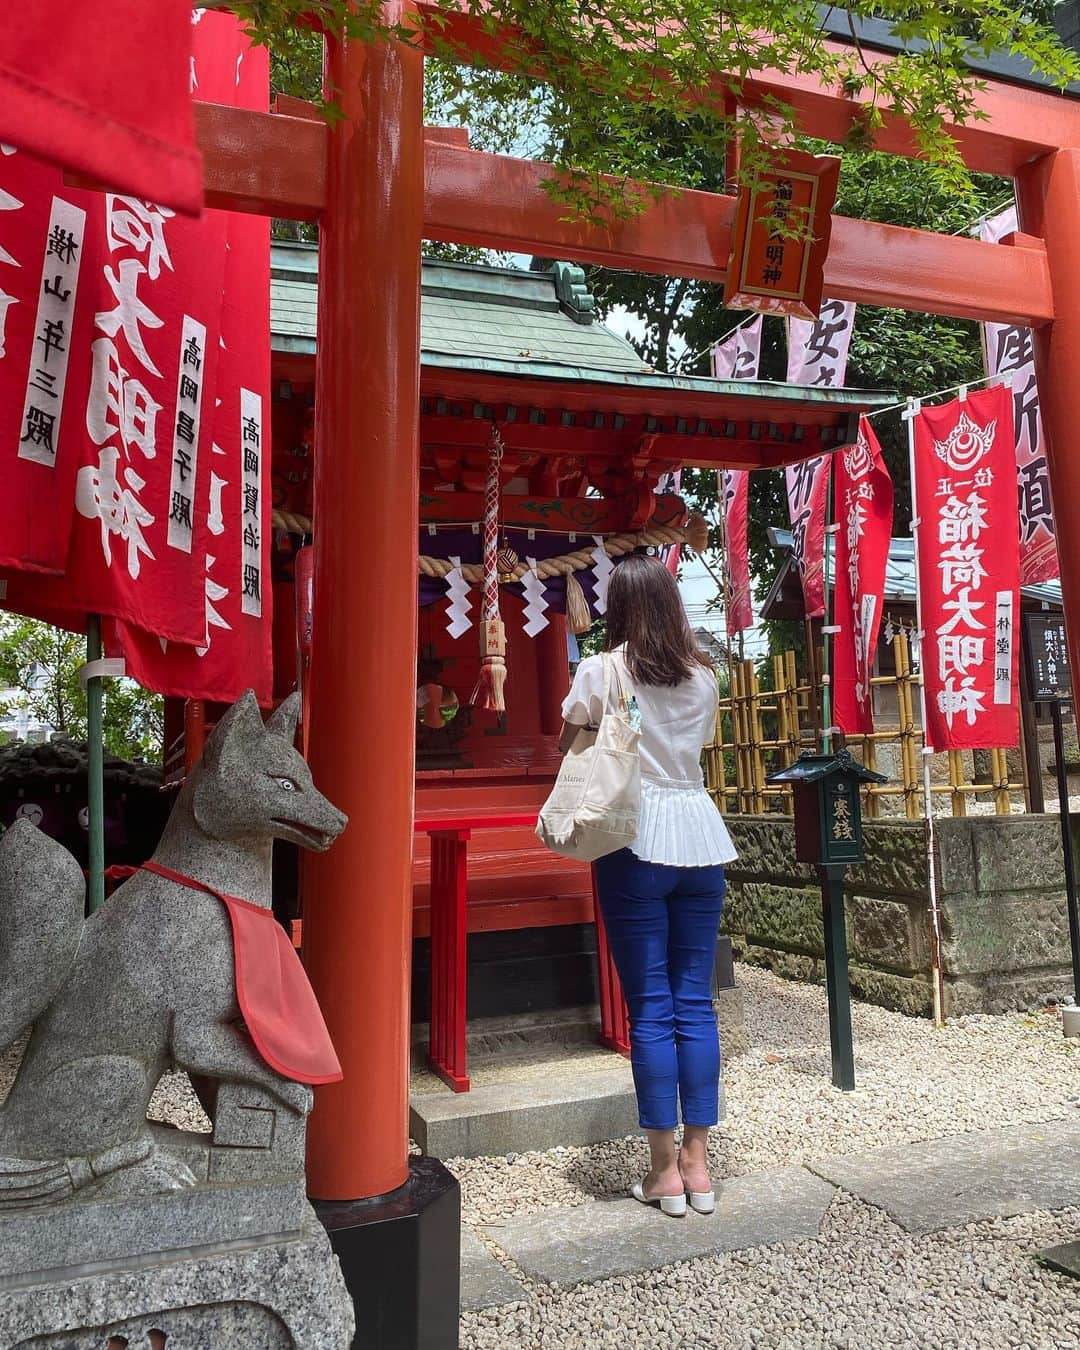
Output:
[95, 2, 1080, 1203]
[215, 243, 894, 1092]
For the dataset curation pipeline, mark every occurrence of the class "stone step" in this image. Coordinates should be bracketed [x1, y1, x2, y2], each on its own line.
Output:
[411, 1006, 602, 1065]
[412, 986, 748, 1067]
[412, 1062, 647, 1160]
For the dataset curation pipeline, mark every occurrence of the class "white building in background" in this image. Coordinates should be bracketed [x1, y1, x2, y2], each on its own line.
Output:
[0, 662, 55, 744]
[678, 553, 768, 663]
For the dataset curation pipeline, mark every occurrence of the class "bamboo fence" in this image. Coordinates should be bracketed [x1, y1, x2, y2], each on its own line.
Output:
[704, 632, 1023, 819]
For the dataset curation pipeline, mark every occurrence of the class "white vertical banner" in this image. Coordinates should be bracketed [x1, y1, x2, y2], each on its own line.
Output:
[785, 299, 856, 618]
[592, 534, 613, 614]
[166, 315, 207, 552]
[786, 299, 855, 388]
[711, 315, 763, 381]
[239, 386, 263, 617]
[19, 196, 86, 467]
[714, 319, 763, 633]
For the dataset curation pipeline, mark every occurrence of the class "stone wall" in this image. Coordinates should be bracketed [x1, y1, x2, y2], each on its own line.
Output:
[722, 815, 1077, 1016]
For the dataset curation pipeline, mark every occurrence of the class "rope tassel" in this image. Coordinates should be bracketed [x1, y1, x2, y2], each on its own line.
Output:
[471, 425, 508, 711]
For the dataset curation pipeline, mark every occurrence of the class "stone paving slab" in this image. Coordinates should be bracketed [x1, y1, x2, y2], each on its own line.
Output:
[481, 1167, 836, 1287]
[809, 1118, 1080, 1235]
[460, 1228, 529, 1312]
[1035, 1240, 1080, 1280]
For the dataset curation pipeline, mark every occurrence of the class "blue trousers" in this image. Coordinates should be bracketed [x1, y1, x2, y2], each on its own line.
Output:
[594, 849, 726, 1131]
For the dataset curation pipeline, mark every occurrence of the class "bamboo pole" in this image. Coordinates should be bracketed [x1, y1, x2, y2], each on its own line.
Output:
[905, 397, 946, 1027]
[948, 750, 967, 817]
[86, 615, 105, 914]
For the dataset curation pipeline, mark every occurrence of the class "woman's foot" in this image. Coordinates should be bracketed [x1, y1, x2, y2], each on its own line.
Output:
[631, 1170, 687, 1217]
[639, 1166, 685, 1200]
[677, 1159, 712, 1197]
[679, 1125, 716, 1213]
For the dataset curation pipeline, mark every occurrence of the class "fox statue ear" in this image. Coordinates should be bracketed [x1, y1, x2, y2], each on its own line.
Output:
[265, 692, 301, 744]
[198, 690, 265, 774]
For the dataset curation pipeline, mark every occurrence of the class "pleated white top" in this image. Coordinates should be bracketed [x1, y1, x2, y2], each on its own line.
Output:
[561, 650, 738, 867]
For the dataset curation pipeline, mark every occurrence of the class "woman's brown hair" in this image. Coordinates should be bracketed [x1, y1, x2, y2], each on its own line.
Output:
[603, 553, 713, 686]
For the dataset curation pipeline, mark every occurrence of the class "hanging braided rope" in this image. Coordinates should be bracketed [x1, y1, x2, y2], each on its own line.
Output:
[471, 425, 507, 711]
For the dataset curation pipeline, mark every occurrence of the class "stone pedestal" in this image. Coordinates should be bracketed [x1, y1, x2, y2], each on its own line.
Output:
[714, 935, 749, 1058]
[314, 1156, 460, 1350]
[0, 1210, 354, 1349]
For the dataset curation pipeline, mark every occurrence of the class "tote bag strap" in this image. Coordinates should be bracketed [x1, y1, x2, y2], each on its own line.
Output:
[601, 650, 629, 718]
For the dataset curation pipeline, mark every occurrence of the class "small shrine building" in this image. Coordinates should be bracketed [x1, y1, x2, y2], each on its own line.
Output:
[249, 241, 893, 1034]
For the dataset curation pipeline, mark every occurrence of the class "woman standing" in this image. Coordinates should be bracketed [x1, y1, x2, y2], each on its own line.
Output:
[560, 554, 736, 1216]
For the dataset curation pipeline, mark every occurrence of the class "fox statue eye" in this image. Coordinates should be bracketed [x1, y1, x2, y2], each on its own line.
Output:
[274, 776, 298, 792]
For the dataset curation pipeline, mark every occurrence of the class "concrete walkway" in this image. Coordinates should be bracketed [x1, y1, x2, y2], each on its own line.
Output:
[460, 1117, 1080, 1310]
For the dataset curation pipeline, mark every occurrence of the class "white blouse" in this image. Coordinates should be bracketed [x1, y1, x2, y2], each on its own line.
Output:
[561, 650, 738, 868]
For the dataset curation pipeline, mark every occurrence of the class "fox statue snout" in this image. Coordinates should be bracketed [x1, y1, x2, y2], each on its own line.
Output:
[190, 691, 347, 852]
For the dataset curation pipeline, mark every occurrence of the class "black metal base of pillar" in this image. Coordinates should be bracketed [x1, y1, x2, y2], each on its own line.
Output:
[314, 1156, 461, 1350]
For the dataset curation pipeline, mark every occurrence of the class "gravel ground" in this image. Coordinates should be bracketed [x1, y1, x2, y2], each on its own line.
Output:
[463, 1194, 1080, 1350]
[447, 964, 1079, 1227]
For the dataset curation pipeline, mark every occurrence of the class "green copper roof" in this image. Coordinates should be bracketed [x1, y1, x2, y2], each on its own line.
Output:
[270, 240, 897, 423]
[271, 241, 648, 374]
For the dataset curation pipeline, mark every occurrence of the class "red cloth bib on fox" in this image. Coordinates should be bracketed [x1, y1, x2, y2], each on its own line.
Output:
[141, 862, 342, 1086]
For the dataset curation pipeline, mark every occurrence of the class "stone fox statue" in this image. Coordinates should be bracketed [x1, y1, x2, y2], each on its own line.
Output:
[0, 690, 346, 1207]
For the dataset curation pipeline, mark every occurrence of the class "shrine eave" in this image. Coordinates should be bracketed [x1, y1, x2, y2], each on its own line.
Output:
[274, 338, 895, 470]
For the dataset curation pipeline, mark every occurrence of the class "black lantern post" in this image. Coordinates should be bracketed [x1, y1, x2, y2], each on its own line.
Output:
[767, 749, 886, 1090]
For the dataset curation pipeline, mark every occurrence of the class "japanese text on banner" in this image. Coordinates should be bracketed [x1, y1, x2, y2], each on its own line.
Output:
[980, 207, 1057, 586]
[785, 300, 856, 617]
[833, 417, 893, 735]
[912, 385, 1020, 751]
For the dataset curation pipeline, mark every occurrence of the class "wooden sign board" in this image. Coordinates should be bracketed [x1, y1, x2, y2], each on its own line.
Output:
[724, 149, 841, 320]
[1025, 612, 1071, 700]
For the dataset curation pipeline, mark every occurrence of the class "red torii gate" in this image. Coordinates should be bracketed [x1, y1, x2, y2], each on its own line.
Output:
[191, 4, 1080, 1202]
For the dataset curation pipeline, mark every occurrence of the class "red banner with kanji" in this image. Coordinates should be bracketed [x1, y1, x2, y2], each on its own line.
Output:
[0, 12, 272, 704]
[980, 207, 1058, 585]
[721, 471, 753, 637]
[0, 2, 201, 215]
[834, 417, 893, 735]
[913, 385, 1020, 751]
[110, 27, 273, 705]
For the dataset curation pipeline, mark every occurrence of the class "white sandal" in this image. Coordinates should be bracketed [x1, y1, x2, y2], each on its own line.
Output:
[687, 1189, 716, 1215]
[630, 1181, 687, 1217]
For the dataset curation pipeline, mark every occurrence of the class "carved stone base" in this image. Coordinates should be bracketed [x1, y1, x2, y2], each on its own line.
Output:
[0, 1209, 354, 1349]
[0, 1125, 307, 1281]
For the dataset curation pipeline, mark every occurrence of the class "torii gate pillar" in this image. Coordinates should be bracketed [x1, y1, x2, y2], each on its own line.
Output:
[302, 13, 423, 1202]
[1018, 150, 1080, 688]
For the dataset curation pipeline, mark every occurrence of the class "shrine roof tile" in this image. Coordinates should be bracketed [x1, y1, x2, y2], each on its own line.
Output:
[271, 241, 646, 373]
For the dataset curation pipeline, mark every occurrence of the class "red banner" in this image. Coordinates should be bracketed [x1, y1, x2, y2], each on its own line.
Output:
[913, 385, 1020, 751]
[980, 207, 1058, 585]
[721, 471, 753, 637]
[0, 2, 201, 215]
[834, 417, 893, 735]
[0, 12, 270, 707]
[110, 28, 273, 706]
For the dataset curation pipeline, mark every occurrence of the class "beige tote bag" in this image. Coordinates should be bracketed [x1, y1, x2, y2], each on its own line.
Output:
[536, 652, 641, 862]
